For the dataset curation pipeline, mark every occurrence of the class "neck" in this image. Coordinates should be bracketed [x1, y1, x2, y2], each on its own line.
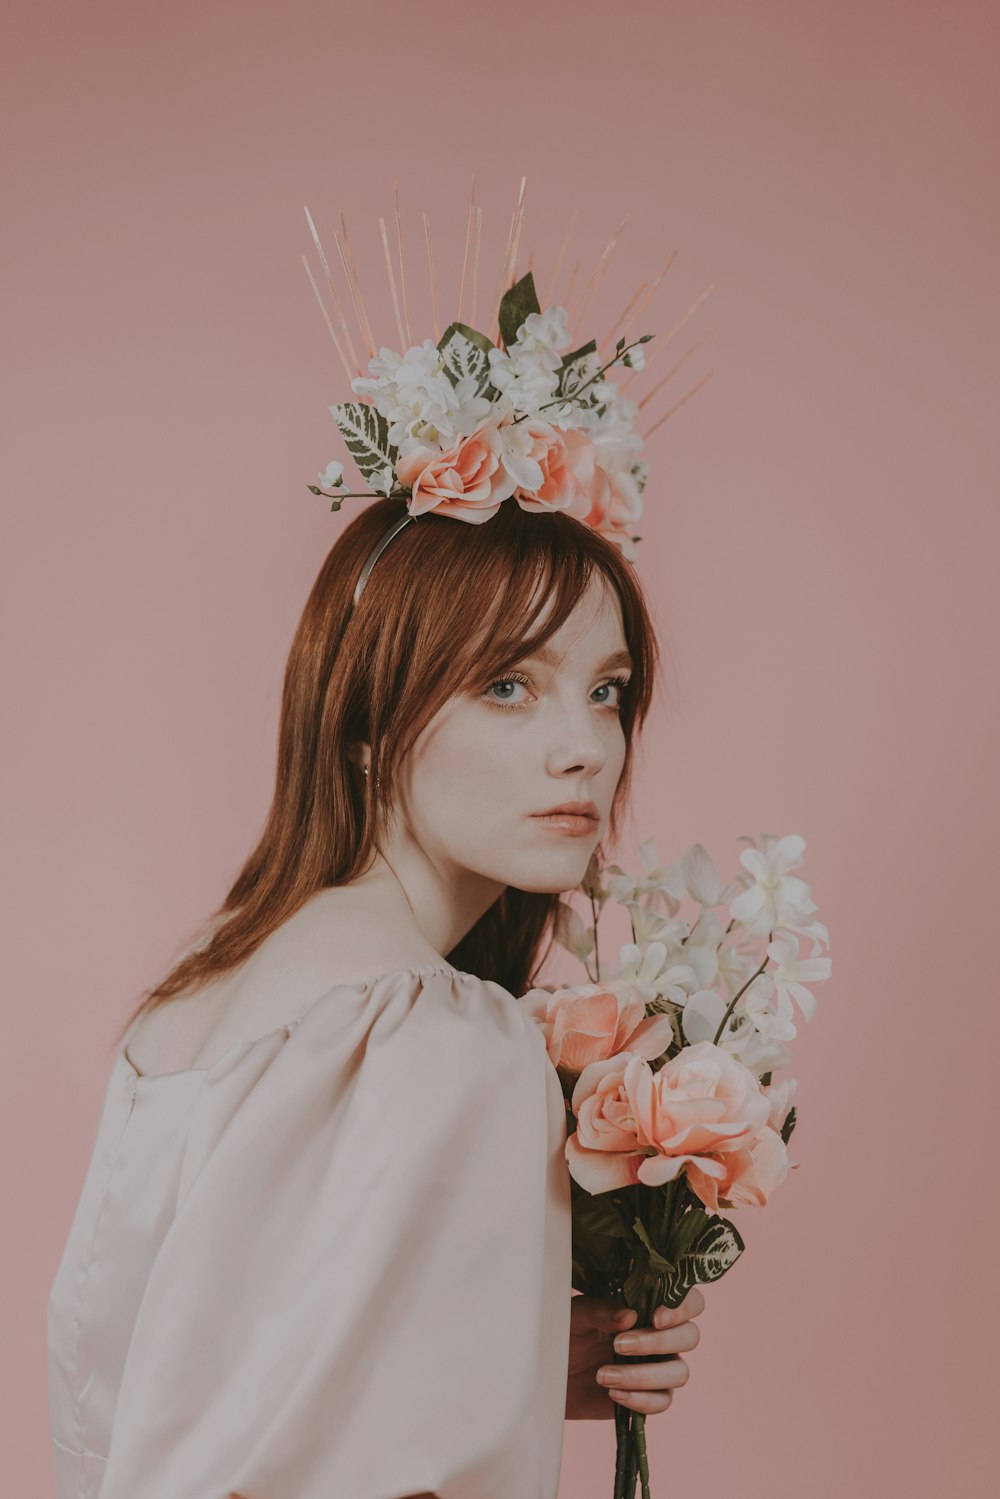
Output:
[353, 843, 505, 958]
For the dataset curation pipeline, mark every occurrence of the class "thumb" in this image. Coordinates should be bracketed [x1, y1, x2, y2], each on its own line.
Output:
[573, 1296, 639, 1333]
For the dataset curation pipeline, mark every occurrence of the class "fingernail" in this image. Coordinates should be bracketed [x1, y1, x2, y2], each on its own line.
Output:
[615, 1309, 637, 1326]
[614, 1334, 638, 1352]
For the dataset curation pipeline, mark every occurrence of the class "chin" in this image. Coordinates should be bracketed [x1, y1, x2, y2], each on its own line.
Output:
[496, 844, 597, 896]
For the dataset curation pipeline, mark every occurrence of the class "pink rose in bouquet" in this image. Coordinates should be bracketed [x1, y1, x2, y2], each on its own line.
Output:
[520, 980, 674, 1075]
[566, 1041, 790, 1212]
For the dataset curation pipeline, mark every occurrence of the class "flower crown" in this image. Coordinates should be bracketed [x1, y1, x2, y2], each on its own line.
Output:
[303, 179, 711, 600]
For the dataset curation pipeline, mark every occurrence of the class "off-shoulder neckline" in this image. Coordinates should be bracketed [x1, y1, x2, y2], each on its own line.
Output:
[120, 963, 467, 1084]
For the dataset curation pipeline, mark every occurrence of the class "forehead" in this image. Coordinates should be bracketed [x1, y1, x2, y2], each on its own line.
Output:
[520, 573, 630, 666]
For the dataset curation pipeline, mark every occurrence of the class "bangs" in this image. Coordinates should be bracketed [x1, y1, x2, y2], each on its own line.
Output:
[456, 519, 600, 686]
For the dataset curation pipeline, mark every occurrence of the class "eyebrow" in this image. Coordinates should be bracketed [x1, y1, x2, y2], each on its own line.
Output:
[521, 644, 634, 672]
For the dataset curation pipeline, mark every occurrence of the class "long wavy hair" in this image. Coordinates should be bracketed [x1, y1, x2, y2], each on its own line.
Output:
[116, 495, 664, 1042]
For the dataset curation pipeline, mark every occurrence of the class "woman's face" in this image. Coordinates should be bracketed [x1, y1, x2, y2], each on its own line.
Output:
[386, 571, 632, 921]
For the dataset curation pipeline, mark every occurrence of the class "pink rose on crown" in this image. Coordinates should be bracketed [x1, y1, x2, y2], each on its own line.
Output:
[558, 429, 644, 559]
[504, 418, 586, 515]
[396, 422, 516, 521]
[520, 980, 674, 1075]
[565, 1039, 790, 1212]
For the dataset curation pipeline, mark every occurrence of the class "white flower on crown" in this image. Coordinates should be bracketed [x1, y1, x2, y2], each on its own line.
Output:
[318, 459, 344, 488]
[486, 305, 573, 418]
[351, 339, 494, 452]
[572, 376, 646, 507]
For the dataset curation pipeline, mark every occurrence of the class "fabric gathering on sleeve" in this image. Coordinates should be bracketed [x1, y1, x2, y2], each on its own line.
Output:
[95, 965, 573, 1499]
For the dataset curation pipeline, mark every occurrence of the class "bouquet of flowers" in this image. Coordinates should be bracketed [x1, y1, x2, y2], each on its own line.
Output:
[523, 833, 831, 1498]
[308, 269, 653, 559]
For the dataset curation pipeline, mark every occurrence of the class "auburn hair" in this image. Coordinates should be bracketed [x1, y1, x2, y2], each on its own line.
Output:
[117, 495, 664, 1040]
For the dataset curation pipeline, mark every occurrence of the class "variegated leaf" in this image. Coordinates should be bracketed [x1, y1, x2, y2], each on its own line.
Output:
[329, 401, 395, 485]
[437, 322, 495, 397]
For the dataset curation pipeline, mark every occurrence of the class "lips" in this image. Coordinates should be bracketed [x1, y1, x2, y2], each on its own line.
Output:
[531, 801, 599, 821]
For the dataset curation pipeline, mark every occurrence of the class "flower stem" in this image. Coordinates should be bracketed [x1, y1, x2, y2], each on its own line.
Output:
[590, 887, 602, 980]
[613, 1401, 628, 1499]
[509, 339, 649, 425]
[711, 930, 773, 1046]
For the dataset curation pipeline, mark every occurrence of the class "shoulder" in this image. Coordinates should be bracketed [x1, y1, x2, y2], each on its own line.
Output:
[275, 964, 548, 1130]
[164, 886, 449, 1073]
[264, 885, 447, 986]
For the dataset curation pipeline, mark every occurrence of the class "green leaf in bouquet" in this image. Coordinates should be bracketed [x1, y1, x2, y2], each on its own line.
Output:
[436, 322, 497, 398]
[329, 402, 396, 486]
[780, 1105, 797, 1144]
[631, 1217, 677, 1276]
[571, 1180, 630, 1247]
[661, 1214, 746, 1304]
[497, 270, 541, 350]
[570, 1178, 632, 1287]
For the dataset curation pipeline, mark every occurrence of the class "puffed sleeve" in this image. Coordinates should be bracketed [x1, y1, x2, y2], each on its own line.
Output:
[98, 966, 571, 1499]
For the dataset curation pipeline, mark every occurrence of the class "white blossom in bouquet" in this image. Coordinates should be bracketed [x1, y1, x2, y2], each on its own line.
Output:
[606, 838, 683, 915]
[729, 833, 820, 939]
[663, 842, 739, 908]
[717, 938, 761, 999]
[761, 1076, 798, 1135]
[553, 900, 595, 964]
[613, 940, 698, 1000]
[766, 931, 831, 1022]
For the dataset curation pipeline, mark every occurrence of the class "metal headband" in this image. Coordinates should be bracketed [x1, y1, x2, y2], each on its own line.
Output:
[352, 514, 416, 607]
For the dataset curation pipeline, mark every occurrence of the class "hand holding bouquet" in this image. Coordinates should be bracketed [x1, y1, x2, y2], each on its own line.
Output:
[525, 833, 831, 1497]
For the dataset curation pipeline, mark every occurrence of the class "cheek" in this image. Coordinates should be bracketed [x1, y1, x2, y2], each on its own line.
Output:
[404, 710, 515, 825]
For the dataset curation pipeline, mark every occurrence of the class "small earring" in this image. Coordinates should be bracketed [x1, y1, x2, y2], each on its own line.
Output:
[363, 764, 369, 779]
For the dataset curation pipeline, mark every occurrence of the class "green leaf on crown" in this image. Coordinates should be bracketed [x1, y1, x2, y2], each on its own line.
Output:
[780, 1105, 797, 1144]
[498, 270, 541, 351]
[437, 320, 494, 358]
[437, 321, 496, 397]
[558, 339, 601, 400]
[561, 338, 597, 368]
[329, 402, 396, 485]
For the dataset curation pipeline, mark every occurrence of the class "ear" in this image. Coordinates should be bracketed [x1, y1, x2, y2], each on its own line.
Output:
[346, 740, 372, 776]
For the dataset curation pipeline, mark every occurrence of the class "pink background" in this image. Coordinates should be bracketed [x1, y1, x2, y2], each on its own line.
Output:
[4, 2, 998, 1493]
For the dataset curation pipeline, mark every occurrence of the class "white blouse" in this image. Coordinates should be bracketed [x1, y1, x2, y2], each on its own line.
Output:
[47, 964, 573, 1498]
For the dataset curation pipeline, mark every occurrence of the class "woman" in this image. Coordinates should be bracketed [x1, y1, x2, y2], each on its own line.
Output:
[47, 495, 705, 1499]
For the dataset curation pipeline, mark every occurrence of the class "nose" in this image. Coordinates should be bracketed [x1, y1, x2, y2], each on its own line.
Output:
[545, 700, 610, 780]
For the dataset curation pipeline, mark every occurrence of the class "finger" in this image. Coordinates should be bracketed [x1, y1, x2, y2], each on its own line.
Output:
[598, 1357, 690, 1392]
[653, 1287, 705, 1328]
[613, 1319, 701, 1358]
[610, 1387, 674, 1414]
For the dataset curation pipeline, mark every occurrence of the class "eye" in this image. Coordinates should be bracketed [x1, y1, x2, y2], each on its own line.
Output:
[481, 672, 631, 714]
[592, 674, 631, 711]
[482, 672, 533, 711]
